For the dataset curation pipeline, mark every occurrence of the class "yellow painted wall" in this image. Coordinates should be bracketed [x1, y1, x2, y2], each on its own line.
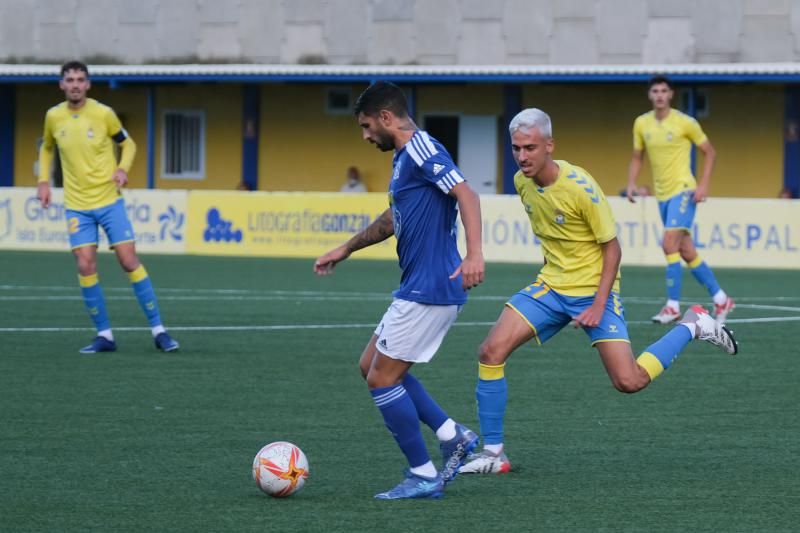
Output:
[13, 81, 785, 199]
[14, 84, 148, 188]
[697, 84, 783, 198]
[155, 85, 242, 190]
[521, 84, 784, 199]
[260, 84, 394, 193]
[417, 85, 504, 192]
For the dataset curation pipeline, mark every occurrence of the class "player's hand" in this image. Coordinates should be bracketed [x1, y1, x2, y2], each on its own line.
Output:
[450, 252, 485, 290]
[37, 182, 51, 208]
[625, 184, 637, 203]
[112, 169, 128, 189]
[313, 245, 351, 275]
[573, 302, 605, 329]
[693, 185, 708, 203]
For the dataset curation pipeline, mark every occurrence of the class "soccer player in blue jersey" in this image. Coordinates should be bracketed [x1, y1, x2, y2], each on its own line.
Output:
[37, 61, 179, 354]
[459, 108, 738, 475]
[314, 82, 485, 499]
[627, 76, 735, 325]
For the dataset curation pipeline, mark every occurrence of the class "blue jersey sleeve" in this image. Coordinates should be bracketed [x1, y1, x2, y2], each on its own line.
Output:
[404, 131, 465, 194]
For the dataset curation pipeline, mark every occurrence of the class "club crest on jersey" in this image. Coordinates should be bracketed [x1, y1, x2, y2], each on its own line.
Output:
[523, 203, 533, 214]
[392, 161, 401, 180]
[554, 209, 566, 225]
[666, 132, 673, 141]
[87, 128, 94, 139]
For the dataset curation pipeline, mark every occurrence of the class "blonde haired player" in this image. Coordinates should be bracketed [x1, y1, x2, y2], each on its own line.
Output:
[459, 108, 737, 474]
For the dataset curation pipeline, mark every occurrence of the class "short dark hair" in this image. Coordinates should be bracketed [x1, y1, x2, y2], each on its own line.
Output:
[648, 75, 672, 89]
[61, 61, 89, 78]
[353, 81, 409, 118]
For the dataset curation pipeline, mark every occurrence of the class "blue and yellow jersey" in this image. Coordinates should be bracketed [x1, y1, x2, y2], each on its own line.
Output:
[633, 109, 707, 201]
[515, 160, 619, 297]
[38, 98, 136, 210]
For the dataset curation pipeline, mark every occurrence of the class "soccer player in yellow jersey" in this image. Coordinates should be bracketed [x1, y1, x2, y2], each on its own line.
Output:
[37, 61, 179, 354]
[458, 108, 738, 475]
[627, 76, 735, 325]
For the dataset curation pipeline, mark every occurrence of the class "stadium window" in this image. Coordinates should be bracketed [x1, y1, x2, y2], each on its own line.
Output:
[325, 87, 352, 115]
[679, 88, 710, 119]
[161, 110, 206, 179]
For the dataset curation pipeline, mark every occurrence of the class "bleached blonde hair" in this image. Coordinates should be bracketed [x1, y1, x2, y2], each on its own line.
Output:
[509, 108, 552, 138]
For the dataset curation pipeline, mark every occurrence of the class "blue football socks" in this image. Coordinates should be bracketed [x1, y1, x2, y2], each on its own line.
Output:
[371, 385, 430, 468]
[476, 363, 508, 446]
[665, 252, 682, 301]
[128, 265, 163, 328]
[402, 373, 449, 434]
[636, 324, 694, 380]
[78, 273, 111, 332]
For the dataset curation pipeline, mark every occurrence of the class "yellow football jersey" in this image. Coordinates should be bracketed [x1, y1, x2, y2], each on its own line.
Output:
[515, 160, 619, 297]
[633, 109, 707, 201]
[39, 98, 136, 210]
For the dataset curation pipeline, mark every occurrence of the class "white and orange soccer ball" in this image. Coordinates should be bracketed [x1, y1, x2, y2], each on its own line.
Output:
[252, 441, 310, 498]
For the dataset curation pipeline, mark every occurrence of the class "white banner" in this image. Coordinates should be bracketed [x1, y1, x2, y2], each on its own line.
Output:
[459, 195, 800, 269]
[0, 187, 187, 254]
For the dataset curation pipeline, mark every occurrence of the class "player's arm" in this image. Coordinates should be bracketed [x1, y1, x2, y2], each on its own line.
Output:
[626, 118, 646, 203]
[693, 139, 716, 203]
[107, 109, 136, 188]
[626, 149, 644, 203]
[37, 112, 55, 208]
[574, 237, 621, 328]
[448, 182, 484, 289]
[313, 208, 394, 275]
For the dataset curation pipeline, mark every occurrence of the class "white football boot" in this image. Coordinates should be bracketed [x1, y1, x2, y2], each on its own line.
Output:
[681, 304, 738, 355]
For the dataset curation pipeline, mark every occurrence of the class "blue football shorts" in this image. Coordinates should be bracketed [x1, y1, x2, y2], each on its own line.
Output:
[506, 279, 630, 346]
[66, 198, 135, 250]
[658, 190, 696, 231]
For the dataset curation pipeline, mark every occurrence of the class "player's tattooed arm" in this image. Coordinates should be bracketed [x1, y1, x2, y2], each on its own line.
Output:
[314, 209, 394, 275]
[346, 208, 394, 253]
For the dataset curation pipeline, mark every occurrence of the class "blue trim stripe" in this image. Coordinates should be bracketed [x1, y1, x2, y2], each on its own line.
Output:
[373, 386, 407, 407]
[0, 85, 14, 186]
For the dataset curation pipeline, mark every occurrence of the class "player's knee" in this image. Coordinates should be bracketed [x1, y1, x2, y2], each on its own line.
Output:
[365, 371, 397, 390]
[611, 374, 647, 394]
[478, 339, 507, 366]
[75, 257, 96, 275]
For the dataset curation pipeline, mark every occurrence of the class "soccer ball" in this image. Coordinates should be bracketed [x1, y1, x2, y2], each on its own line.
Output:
[252, 441, 310, 498]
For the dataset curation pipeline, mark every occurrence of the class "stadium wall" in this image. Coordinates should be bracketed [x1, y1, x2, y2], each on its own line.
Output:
[1, 188, 798, 269]
[10, 83, 786, 198]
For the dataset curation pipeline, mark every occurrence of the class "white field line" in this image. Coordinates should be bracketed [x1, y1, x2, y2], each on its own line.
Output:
[1, 316, 799, 333]
[1, 284, 800, 303]
[0, 293, 798, 314]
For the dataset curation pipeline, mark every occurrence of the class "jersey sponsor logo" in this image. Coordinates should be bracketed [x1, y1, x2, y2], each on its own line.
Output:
[378, 338, 388, 349]
[433, 163, 445, 175]
[609, 324, 618, 333]
[666, 132, 673, 141]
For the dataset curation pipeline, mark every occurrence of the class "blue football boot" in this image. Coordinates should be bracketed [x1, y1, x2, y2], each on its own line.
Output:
[439, 423, 479, 484]
[374, 469, 444, 500]
[79, 336, 117, 354]
[154, 332, 180, 352]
